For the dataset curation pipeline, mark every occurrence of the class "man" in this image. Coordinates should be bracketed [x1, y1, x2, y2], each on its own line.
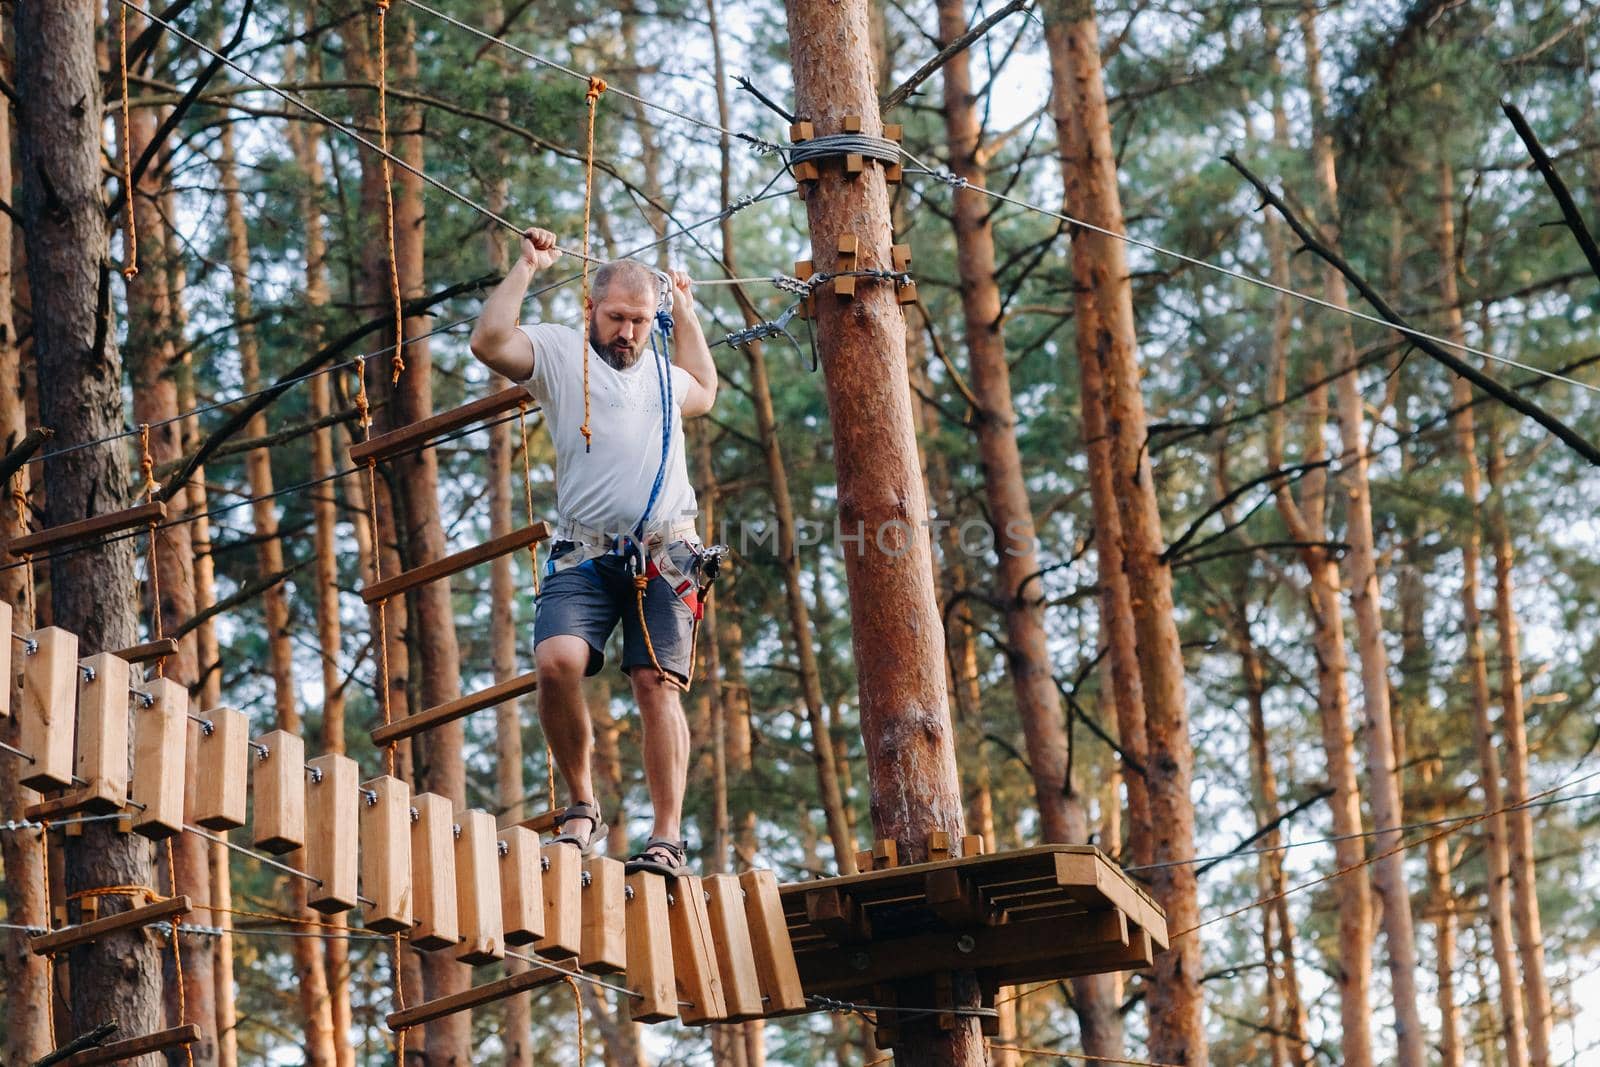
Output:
[469, 227, 717, 877]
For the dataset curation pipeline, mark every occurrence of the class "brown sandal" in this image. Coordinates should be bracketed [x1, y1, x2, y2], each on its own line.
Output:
[550, 802, 607, 856]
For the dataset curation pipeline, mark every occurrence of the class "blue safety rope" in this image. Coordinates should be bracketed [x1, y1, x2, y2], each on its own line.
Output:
[630, 277, 677, 544]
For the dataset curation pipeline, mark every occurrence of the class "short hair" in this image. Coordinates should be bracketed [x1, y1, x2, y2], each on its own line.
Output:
[591, 259, 658, 305]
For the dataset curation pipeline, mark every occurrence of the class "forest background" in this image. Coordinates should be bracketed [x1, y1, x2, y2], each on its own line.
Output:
[1, 0, 1598, 1064]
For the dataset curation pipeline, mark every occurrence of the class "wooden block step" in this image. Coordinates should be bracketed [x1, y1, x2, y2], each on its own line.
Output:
[130, 678, 186, 839]
[410, 792, 459, 950]
[371, 670, 538, 747]
[192, 707, 248, 831]
[533, 841, 581, 959]
[73, 652, 131, 814]
[350, 386, 528, 467]
[705, 873, 766, 1021]
[251, 729, 305, 854]
[31, 894, 190, 956]
[18, 626, 79, 791]
[305, 753, 359, 913]
[625, 871, 677, 1023]
[668, 876, 728, 1025]
[499, 826, 544, 946]
[386, 958, 570, 1031]
[580, 856, 627, 973]
[7, 500, 165, 558]
[740, 868, 806, 1014]
[361, 775, 413, 935]
[60, 1024, 201, 1066]
[360, 523, 549, 605]
[455, 809, 505, 965]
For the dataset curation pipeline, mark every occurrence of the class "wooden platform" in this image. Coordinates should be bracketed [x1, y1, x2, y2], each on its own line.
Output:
[777, 845, 1166, 1003]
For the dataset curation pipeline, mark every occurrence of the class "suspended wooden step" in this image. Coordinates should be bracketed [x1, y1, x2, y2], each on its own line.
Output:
[31, 894, 191, 956]
[385, 957, 570, 1032]
[349, 386, 529, 466]
[130, 678, 187, 840]
[56, 1024, 201, 1066]
[6, 500, 165, 558]
[370, 669, 538, 747]
[23, 651, 132, 821]
[410, 791, 459, 951]
[112, 637, 178, 666]
[17, 626, 80, 791]
[361, 522, 549, 605]
[777, 844, 1167, 1004]
[668, 875, 729, 1025]
[251, 729, 306, 854]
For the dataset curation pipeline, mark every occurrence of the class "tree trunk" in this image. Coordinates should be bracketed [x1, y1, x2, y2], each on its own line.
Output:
[1486, 417, 1554, 1067]
[1436, 156, 1529, 1067]
[17, 0, 158, 1051]
[1299, 10, 1425, 1064]
[1256, 31, 1374, 1062]
[783, 3, 977, 1061]
[0, 14, 52, 1059]
[1042, 1, 1206, 1059]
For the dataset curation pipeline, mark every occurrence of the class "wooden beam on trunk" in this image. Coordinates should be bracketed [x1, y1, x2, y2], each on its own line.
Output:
[56, 1025, 200, 1067]
[370, 669, 538, 747]
[7, 501, 165, 558]
[31, 895, 190, 956]
[348, 386, 529, 466]
[360, 523, 549, 605]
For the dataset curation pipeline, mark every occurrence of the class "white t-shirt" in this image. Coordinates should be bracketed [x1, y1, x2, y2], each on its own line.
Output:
[518, 322, 697, 537]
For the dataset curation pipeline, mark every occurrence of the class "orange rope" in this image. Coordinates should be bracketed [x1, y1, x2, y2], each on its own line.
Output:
[139, 425, 165, 678]
[165, 840, 195, 1067]
[38, 820, 56, 1048]
[375, 0, 405, 385]
[118, 1, 138, 280]
[987, 1044, 1180, 1066]
[576, 76, 606, 452]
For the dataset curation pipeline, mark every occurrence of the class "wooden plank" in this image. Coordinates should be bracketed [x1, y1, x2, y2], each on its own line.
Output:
[349, 386, 527, 466]
[112, 638, 178, 665]
[60, 1024, 201, 1066]
[305, 753, 359, 913]
[454, 809, 505, 965]
[7, 501, 165, 558]
[996, 928, 1155, 987]
[704, 874, 764, 1021]
[360, 775, 413, 935]
[23, 788, 102, 822]
[533, 841, 581, 959]
[739, 868, 806, 1014]
[130, 677, 186, 839]
[192, 706, 248, 830]
[361, 523, 549, 605]
[73, 652, 130, 814]
[385, 959, 569, 1032]
[31, 894, 190, 956]
[580, 856, 627, 974]
[251, 729, 305, 854]
[924, 867, 987, 927]
[805, 887, 869, 943]
[18, 626, 79, 790]
[625, 871, 677, 1023]
[502, 805, 565, 835]
[370, 670, 538, 747]
[1053, 851, 1161, 942]
[669, 876, 728, 1025]
[410, 791, 459, 951]
[498, 826, 543, 946]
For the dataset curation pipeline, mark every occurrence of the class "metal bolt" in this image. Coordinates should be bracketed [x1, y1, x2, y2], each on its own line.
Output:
[362, 789, 378, 807]
[308, 766, 324, 785]
[955, 934, 976, 954]
[497, 839, 509, 857]
[79, 665, 97, 683]
[257, 745, 271, 763]
[452, 824, 461, 840]
[540, 854, 550, 872]
[580, 870, 592, 888]
[409, 806, 419, 823]
[624, 884, 635, 902]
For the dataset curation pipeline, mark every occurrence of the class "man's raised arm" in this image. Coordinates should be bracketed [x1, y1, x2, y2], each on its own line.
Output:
[469, 227, 562, 382]
[665, 269, 718, 417]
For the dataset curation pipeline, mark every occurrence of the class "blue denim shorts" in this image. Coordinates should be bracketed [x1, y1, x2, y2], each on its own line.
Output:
[533, 541, 698, 683]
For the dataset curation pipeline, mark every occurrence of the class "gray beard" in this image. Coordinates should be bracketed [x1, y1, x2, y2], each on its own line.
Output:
[590, 323, 642, 370]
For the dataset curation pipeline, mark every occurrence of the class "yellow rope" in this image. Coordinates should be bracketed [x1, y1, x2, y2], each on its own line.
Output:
[139, 425, 165, 678]
[118, 1, 138, 280]
[576, 76, 606, 452]
[375, 0, 405, 385]
[38, 820, 56, 1048]
[165, 840, 195, 1067]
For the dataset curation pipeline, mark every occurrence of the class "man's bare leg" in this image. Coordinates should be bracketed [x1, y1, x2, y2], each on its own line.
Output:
[535, 636, 598, 828]
[631, 667, 689, 844]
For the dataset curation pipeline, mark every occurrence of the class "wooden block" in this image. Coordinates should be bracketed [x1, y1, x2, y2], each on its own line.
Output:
[704, 873, 763, 1021]
[192, 706, 248, 830]
[838, 234, 859, 256]
[872, 839, 898, 870]
[669, 876, 728, 1024]
[73, 653, 129, 814]
[806, 886, 869, 942]
[580, 856, 627, 973]
[305, 753, 359, 914]
[130, 677, 186, 839]
[854, 848, 872, 873]
[739, 868, 805, 1013]
[360, 775, 413, 935]
[845, 153, 864, 175]
[252, 729, 305, 854]
[835, 236, 859, 299]
[410, 792, 459, 950]
[454, 809, 504, 965]
[533, 841, 581, 959]
[925, 867, 984, 926]
[873, 985, 899, 1048]
[884, 123, 904, 143]
[962, 834, 985, 857]
[0, 599, 11, 717]
[928, 829, 953, 862]
[794, 260, 816, 319]
[18, 626, 78, 791]
[792, 161, 820, 183]
[842, 114, 863, 133]
[498, 826, 543, 946]
[625, 871, 677, 1023]
[892, 244, 913, 273]
[788, 120, 815, 143]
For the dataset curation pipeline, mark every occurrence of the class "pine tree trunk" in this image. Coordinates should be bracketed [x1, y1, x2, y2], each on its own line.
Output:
[1298, 11, 1425, 1064]
[0, 15, 52, 1058]
[783, 3, 978, 1061]
[17, 0, 157, 1049]
[1435, 157, 1529, 1067]
[1041, 1, 1206, 1058]
[1486, 418, 1554, 1067]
